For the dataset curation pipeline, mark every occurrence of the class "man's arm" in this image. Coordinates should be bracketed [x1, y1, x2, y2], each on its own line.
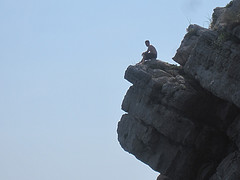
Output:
[142, 46, 152, 55]
[146, 46, 151, 53]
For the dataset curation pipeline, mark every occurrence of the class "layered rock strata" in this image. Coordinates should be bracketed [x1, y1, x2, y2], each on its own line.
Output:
[118, 60, 239, 179]
[118, 1, 240, 179]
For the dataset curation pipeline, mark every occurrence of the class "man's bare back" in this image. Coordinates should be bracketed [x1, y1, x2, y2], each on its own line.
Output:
[147, 45, 157, 55]
[140, 40, 157, 63]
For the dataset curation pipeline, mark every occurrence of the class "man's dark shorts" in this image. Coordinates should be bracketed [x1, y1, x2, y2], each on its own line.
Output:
[143, 52, 157, 60]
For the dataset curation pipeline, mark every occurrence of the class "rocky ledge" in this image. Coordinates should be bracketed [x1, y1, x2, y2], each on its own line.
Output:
[117, 1, 240, 179]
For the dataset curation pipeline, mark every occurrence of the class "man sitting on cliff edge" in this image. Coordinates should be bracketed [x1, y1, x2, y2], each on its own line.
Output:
[140, 40, 157, 63]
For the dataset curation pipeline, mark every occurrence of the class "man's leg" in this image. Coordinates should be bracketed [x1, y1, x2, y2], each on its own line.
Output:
[140, 52, 147, 63]
[139, 53, 156, 64]
[148, 53, 157, 60]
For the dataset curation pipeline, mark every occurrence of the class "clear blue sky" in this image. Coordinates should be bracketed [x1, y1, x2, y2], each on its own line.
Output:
[0, 0, 230, 180]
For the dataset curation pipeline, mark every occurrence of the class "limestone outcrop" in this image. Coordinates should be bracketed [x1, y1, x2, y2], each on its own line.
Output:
[118, 1, 240, 179]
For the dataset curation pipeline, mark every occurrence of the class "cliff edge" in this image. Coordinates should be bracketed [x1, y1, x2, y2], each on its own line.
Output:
[117, 1, 240, 179]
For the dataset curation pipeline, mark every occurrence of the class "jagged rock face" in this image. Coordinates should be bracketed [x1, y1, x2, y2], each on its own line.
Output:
[173, 24, 240, 109]
[118, 61, 239, 180]
[118, 1, 240, 180]
[210, 151, 240, 180]
[211, 0, 240, 30]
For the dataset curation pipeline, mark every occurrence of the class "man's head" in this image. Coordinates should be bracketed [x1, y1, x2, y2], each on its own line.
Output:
[145, 40, 150, 47]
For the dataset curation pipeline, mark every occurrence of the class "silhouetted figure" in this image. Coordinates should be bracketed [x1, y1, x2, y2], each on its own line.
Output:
[140, 40, 157, 63]
[157, 174, 171, 180]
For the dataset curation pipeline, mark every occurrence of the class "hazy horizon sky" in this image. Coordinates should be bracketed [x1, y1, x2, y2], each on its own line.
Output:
[0, 0, 230, 180]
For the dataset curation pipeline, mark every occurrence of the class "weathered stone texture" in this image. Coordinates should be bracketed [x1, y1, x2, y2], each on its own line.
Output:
[118, 60, 238, 179]
[118, 1, 240, 179]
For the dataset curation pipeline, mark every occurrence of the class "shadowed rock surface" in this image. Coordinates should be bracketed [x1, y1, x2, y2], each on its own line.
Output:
[118, 1, 240, 180]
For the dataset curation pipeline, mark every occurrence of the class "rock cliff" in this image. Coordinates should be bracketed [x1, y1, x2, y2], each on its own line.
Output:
[117, 1, 240, 179]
